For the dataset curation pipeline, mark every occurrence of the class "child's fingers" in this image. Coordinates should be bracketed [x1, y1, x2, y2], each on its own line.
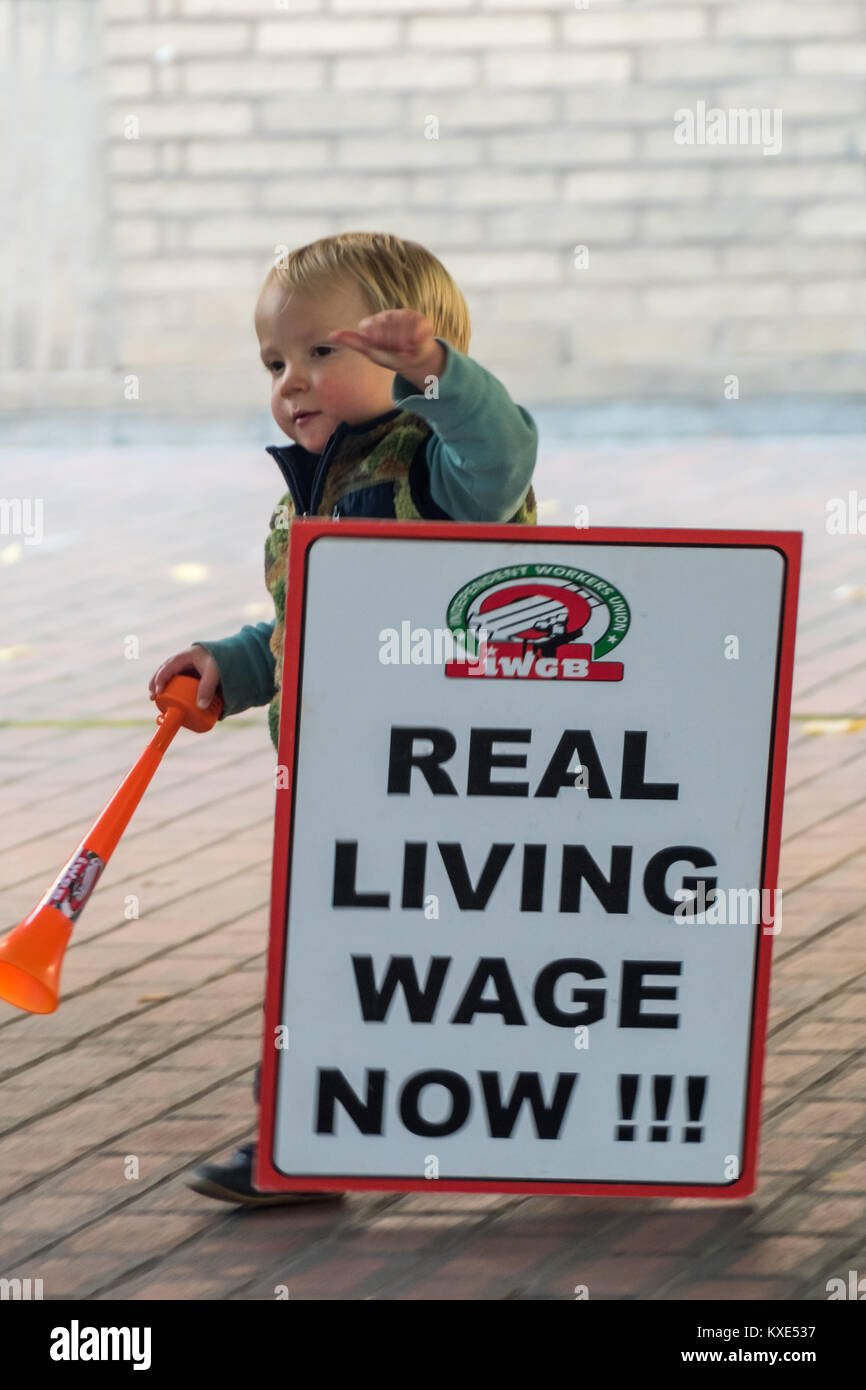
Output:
[356, 321, 415, 352]
[148, 660, 173, 697]
[360, 311, 429, 350]
[195, 660, 220, 709]
[329, 313, 427, 356]
[149, 649, 204, 699]
[326, 328, 368, 353]
[149, 662, 174, 699]
[360, 310, 426, 334]
[195, 685, 217, 709]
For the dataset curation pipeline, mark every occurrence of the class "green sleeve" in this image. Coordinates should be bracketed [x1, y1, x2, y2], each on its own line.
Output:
[191, 620, 276, 720]
[390, 337, 538, 522]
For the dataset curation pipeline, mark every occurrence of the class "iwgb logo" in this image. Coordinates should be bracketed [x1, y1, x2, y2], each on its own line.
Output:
[444, 564, 630, 682]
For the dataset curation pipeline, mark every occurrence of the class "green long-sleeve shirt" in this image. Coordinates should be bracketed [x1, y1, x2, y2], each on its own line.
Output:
[192, 337, 538, 722]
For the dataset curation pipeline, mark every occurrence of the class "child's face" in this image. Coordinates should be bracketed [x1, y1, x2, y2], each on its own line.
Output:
[256, 278, 397, 453]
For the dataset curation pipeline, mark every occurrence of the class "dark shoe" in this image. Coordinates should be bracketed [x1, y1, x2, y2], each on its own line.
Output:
[187, 1143, 346, 1208]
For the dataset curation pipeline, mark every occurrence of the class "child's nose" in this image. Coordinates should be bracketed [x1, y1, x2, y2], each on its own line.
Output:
[278, 361, 307, 393]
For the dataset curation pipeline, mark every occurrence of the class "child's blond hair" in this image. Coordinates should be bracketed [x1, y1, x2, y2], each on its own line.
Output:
[259, 231, 471, 354]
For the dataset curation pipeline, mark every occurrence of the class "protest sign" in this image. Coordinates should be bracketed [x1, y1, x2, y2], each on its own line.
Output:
[257, 521, 800, 1198]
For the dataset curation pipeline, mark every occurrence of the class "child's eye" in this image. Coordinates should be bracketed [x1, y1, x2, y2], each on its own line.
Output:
[266, 361, 283, 374]
[312, 345, 334, 358]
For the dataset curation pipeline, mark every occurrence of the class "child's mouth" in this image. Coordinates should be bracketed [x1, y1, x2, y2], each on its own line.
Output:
[293, 412, 319, 425]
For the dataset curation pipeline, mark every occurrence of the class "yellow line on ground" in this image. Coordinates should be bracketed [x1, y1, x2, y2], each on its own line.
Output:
[0, 714, 863, 730]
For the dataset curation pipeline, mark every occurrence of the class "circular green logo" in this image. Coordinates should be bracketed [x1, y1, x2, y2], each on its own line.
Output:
[446, 564, 630, 660]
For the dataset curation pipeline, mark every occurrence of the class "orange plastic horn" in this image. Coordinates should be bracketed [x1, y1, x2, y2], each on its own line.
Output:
[0, 675, 223, 1014]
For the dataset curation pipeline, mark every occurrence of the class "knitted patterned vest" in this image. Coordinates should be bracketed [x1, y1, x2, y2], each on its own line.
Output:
[263, 407, 537, 749]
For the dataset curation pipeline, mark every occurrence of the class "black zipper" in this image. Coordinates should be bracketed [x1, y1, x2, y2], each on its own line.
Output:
[309, 422, 348, 515]
[267, 423, 348, 516]
[266, 406, 402, 517]
[270, 452, 305, 516]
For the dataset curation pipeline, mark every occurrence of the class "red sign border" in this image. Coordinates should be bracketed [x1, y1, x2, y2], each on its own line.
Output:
[256, 521, 801, 1200]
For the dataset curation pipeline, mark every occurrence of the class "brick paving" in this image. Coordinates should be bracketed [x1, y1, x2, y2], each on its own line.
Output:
[0, 435, 864, 1300]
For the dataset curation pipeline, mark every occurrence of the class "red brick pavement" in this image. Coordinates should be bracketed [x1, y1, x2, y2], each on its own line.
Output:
[0, 437, 864, 1300]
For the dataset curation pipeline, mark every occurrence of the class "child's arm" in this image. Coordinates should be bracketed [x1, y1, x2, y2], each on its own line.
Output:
[190, 621, 276, 719]
[390, 338, 538, 523]
[327, 313, 537, 524]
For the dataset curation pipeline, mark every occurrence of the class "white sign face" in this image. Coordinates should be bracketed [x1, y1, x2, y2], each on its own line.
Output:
[267, 534, 792, 1190]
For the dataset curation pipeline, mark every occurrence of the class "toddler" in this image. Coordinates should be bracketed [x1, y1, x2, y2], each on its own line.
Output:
[148, 231, 538, 1204]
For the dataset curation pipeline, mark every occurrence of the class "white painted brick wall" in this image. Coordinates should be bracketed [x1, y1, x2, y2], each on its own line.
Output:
[792, 44, 866, 75]
[104, 22, 253, 59]
[114, 101, 256, 137]
[560, 10, 708, 42]
[185, 139, 331, 173]
[335, 54, 479, 88]
[407, 16, 555, 46]
[256, 19, 401, 53]
[4, 0, 865, 414]
[716, 5, 862, 39]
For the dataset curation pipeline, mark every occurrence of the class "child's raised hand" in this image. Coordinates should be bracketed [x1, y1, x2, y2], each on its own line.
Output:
[149, 645, 221, 710]
[326, 309, 445, 379]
